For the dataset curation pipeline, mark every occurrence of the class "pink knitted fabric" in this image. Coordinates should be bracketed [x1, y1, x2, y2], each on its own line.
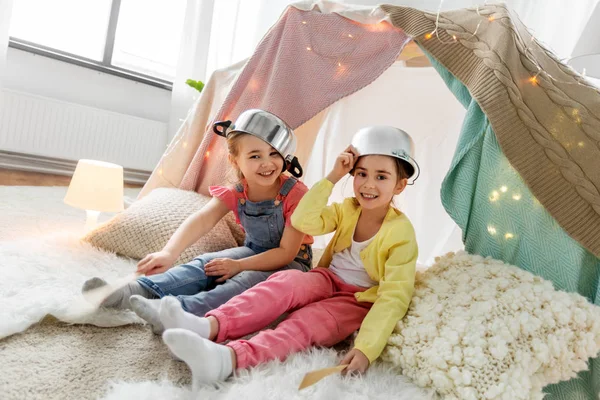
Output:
[180, 6, 411, 192]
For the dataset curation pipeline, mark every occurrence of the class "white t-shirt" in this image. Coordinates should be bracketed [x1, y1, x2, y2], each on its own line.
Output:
[329, 233, 378, 288]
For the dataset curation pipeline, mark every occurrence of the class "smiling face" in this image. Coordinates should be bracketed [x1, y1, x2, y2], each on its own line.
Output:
[229, 133, 285, 189]
[352, 155, 408, 210]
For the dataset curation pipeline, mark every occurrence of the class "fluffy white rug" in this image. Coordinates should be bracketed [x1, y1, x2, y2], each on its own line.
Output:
[0, 185, 435, 400]
[102, 349, 433, 400]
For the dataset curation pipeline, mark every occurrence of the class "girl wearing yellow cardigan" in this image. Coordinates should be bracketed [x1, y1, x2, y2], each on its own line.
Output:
[154, 126, 419, 389]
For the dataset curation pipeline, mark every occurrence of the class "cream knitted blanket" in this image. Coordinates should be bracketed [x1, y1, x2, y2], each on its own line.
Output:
[383, 3, 600, 257]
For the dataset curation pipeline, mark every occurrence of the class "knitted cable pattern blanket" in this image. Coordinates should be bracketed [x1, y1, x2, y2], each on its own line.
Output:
[382, 252, 600, 400]
[382, 3, 600, 257]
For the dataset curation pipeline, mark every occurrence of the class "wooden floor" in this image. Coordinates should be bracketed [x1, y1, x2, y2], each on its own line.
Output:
[0, 168, 143, 188]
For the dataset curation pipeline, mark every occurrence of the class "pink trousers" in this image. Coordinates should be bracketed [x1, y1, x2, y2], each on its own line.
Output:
[206, 268, 372, 369]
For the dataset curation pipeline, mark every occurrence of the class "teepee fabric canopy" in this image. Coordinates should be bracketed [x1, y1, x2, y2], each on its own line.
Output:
[144, 2, 600, 259]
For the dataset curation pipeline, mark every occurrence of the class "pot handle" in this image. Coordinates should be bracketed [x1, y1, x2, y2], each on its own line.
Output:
[407, 156, 420, 185]
[286, 156, 303, 178]
[213, 120, 232, 137]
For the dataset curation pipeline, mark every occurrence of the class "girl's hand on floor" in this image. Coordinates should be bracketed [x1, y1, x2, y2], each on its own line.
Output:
[137, 250, 177, 276]
[205, 258, 242, 282]
[326, 145, 359, 184]
[340, 348, 370, 376]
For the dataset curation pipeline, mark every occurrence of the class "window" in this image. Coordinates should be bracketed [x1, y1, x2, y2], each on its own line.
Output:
[9, 0, 187, 88]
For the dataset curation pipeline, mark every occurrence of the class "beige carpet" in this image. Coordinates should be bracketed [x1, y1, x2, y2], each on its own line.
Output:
[1, 252, 324, 400]
[0, 316, 190, 400]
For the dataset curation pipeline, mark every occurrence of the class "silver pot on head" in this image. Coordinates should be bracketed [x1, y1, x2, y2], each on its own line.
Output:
[213, 109, 303, 178]
[350, 126, 420, 184]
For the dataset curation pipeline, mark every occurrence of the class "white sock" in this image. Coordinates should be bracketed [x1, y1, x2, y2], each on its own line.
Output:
[159, 296, 211, 339]
[162, 328, 233, 389]
[130, 295, 164, 335]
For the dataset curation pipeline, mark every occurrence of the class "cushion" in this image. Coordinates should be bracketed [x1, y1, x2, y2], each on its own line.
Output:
[84, 188, 243, 265]
[382, 251, 600, 400]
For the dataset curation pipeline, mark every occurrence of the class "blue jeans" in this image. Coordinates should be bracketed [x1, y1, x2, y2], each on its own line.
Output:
[137, 245, 311, 316]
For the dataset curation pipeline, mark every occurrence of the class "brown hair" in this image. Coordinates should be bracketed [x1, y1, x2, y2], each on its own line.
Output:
[393, 158, 411, 181]
[350, 155, 410, 181]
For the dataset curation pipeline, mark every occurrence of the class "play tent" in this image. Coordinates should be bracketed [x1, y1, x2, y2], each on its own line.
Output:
[139, 2, 600, 397]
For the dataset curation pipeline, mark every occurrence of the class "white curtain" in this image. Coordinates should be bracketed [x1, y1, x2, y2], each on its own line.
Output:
[167, 0, 216, 139]
[508, 0, 599, 60]
[569, 1, 600, 81]
[0, 0, 14, 89]
[0, 0, 13, 123]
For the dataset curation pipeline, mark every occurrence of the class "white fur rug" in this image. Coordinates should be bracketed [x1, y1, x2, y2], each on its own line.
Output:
[0, 185, 435, 400]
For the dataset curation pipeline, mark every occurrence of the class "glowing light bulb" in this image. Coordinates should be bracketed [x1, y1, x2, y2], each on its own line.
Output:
[487, 225, 497, 235]
[452, 35, 457, 41]
[529, 76, 538, 85]
[505, 233, 514, 239]
[578, 141, 585, 148]
[500, 186, 508, 193]
[425, 32, 433, 39]
[488, 16, 495, 21]
[306, 47, 312, 51]
[489, 191, 500, 202]
[348, 34, 353, 38]
[302, 21, 307, 24]
[249, 79, 259, 91]
[512, 194, 521, 201]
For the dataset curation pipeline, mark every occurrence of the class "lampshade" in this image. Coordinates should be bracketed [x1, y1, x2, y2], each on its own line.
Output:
[64, 159, 124, 213]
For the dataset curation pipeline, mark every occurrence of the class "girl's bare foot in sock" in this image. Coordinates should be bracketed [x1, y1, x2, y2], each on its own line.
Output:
[130, 295, 164, 334]
[159, 296, 212, 339]
[162, 328, 234, 389]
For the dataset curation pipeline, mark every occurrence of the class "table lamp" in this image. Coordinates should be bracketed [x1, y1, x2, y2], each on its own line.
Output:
[64, 159, 124, 231]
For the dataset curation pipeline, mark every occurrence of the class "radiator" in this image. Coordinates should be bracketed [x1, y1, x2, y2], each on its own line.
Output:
[0, 89, 168, 172]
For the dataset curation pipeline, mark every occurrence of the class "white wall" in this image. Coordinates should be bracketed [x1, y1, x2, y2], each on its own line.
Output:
[3, 47, 171, 122]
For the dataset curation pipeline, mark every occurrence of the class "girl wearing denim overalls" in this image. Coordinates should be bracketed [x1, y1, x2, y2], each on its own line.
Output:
[145, 126, 420, 389]
[82, 110, 313, 334]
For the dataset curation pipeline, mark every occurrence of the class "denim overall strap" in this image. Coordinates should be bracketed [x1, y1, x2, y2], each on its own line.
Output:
[278, 176, 297, 197]
[237, 179, 291, 252]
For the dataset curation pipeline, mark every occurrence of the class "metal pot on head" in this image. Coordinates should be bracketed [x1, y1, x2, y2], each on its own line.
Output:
[213, 109, 303, 178]
[350, 126, 420, 184]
